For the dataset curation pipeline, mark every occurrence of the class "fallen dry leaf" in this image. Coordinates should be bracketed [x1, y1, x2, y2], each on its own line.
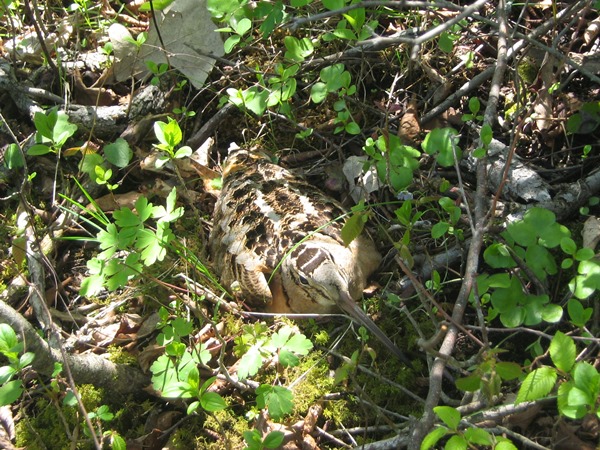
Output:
[398, 95, 421, 145]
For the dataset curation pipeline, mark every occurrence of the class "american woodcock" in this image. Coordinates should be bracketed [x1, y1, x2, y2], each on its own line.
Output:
[209, 148, 412, 365]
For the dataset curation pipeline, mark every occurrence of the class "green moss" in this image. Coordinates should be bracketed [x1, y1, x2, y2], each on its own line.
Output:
[14, 384, 148, 449]
[192, 408, 248, 449]
[15, 397, 78, 449]
[106, 345, 138, 365]
[517, 58, 538, 85]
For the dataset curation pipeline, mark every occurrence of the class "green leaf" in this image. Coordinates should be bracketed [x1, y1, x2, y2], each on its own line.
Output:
[256, 385, 294, 421]
[4, 143, 24, 169]
[549, 331, 576, 372]
[19, 352, 35, 368]
[525, 207, 556, 235]
[433, 405, 460, 430]
[567, 298, 593, 327]
[263, 431, 285, 448]
[27, 144, 52, 155]
[506, 220, 537, 247]
[495, 438, 519, 450]
[224, 35, 241, 53]
[472, 147, 486, 158]
[243, 430, 262, 450]
[234, 17, 252, 35]
[570, 259, 600, 299]
[573, 362, 600, 397]
[34, 111, 53, 140]
[80, 272, 106, 297]
[480, 123, 493, 145]
[575, 247, 595, 261]
[0, 324, 19, 358]
[278, 349, 299, 367]
[541, 303, 562, 323]
[341, 212, 366, 246]
[468, 97, 481, 115]
[345, 121, 361, 134]
[0, 380, 23, 406]
[52, 111, 78, 146]
[560, 237, 577, 255]
[431, 221, 450, 239]
[110, 433, 127, 450]
[0, 366, 17, 384]
[333, 22, 357, 39]
[284, 36, 314, 61]
[200, 391, 227, 412]
[310, 82, 328, 103]
[463, 427, 492, 445]
[558, 380, 585, 419]
[421, 128, 461, 167]
[438, 31, 455, 53]
[483, 243, 515, 268]
[79, 153, 104, 177]
[455, 374, 481, 392]
[174, 146, 192, 159]
[446, 434, 467, 450]
[496, 362, 523, 380]
[237, 345, 265, 380]
[282, 333, 313, 355]
[515, 366, 557, 404]
[104, 138, 133, 168]
[139, 0, 176, 11]
[420, 426, 448, 450]
[323, 0, 344, 10]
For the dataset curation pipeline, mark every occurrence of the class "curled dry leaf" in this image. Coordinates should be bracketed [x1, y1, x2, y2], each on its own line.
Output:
[582, 216, 600, 251]
[342, 155, 381, 203]
[398, 96, 421, 146]
[584, 17, 600, 45]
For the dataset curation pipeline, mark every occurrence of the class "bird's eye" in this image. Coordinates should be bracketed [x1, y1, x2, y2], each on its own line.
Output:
[298, 275, 310, 285]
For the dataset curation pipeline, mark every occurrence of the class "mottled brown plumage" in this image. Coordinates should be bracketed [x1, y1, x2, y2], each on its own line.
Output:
[209, 148, 412, 365]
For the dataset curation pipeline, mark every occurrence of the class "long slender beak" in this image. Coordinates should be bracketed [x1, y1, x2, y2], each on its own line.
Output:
[337, 291, 414, 368]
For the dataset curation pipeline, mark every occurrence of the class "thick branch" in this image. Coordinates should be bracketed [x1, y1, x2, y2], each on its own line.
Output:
[0, 300, 150, 396]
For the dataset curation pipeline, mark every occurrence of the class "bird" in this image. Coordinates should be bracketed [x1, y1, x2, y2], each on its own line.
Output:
[209, 147, 412, 366]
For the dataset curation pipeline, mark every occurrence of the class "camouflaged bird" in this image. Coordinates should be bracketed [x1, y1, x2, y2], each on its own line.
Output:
[209, 148, 412, 365]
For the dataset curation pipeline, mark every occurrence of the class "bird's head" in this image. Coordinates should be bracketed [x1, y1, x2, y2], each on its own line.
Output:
[280, 239, 413, 367]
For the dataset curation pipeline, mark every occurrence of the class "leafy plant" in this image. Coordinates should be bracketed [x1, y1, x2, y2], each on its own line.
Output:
[61, 184, 183, 297]
[516, 331, 600, 421]
[234, 324, 313, 380]
[227, 86, 270, 117]
[284, 36, 314, 62]
[150, 307, 226, 415]
[566, 101, 600, 134]
[363, 133, 420, 192]
[259, 63, 300, 115]
[153, 118, 193, 168]
[0, 323, 35, 406]
[255, 384, 294, 421]
[479, 208, 573, 327]
[431, 196, 463, 240]
[146, 60, 169, 86]
[322, 3, 377, 41]
[455, 350, 523, 402]
[461, 97, 484, 123]
[27, 108, 78, 156]
[78, 138, 133, 190]
[310, 63, 359, 134]
[421, 406, 517, 450]
[3, 143, 24, 169]
[84, 405, 126, 450]
[243, 429, 285, 450]
[421, 127, 462, 167]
